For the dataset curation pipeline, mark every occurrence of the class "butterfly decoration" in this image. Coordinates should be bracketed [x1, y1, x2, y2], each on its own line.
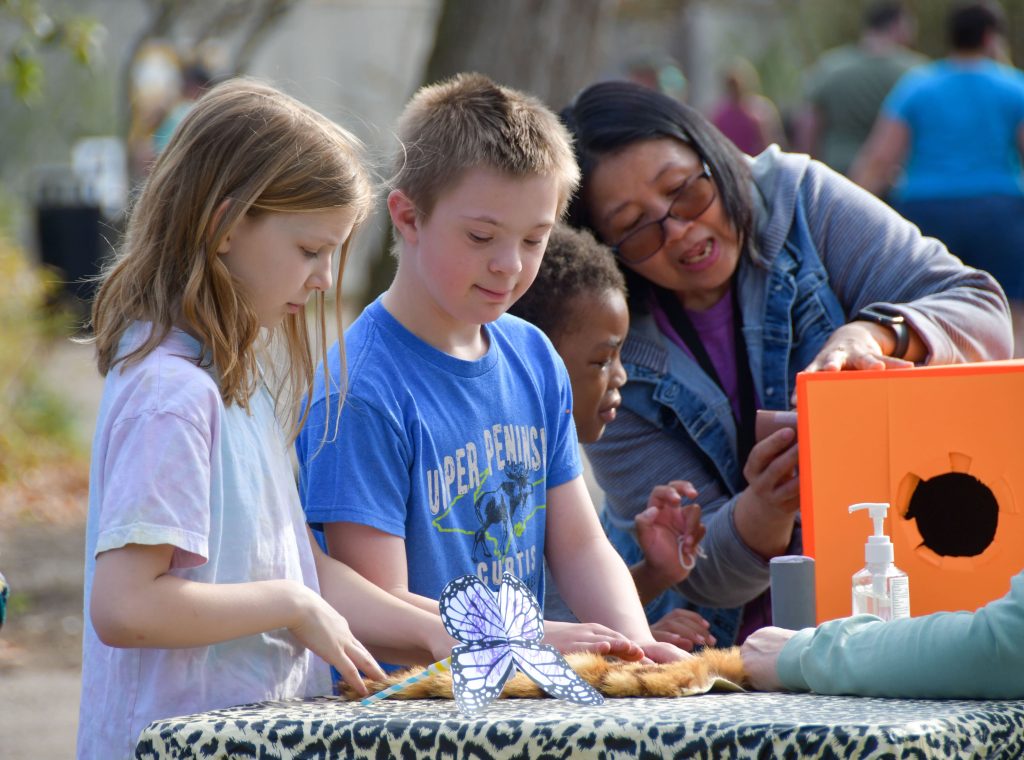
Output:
[361, 573, 604, 715]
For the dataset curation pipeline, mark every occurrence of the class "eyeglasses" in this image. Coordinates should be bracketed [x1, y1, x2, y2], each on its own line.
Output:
[611, 161, 716, 264]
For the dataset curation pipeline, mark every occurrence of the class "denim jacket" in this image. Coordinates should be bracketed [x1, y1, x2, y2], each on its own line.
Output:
[586, 147, 1011, 646]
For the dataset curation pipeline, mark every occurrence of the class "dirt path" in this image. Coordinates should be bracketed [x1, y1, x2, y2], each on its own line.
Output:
[0, 492, 87, 758]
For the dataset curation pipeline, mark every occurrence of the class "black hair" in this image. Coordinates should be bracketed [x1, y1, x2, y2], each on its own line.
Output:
[864, 1, 908, 32]
[949, 1, 1005, 50]
[509, 224, 625, 342]
[560, 80, 755, 312]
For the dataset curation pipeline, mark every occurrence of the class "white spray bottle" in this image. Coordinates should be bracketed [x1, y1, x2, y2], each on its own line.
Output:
[849, 502, 910, 621]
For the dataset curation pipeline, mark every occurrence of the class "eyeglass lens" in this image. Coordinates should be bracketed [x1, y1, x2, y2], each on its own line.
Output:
[617, 174, 716, 263]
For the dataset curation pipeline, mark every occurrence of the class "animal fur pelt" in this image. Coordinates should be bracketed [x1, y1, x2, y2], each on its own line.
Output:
[341, 647, 748, 701]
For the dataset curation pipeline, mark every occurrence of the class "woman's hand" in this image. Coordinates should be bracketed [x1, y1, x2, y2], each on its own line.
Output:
[289, 586, 387, 695]
[734, 428, 800, 558]
[801, 322, 914, 375]
[742, 428, 799, 517]
[543, 620, 645, 661]
[739, 626, 798, 691]
[650, 608, 715, 651]
[634, 481, 706, 593]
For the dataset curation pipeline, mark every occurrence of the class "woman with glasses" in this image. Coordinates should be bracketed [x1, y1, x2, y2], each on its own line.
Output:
[558, 80, 1012, 648]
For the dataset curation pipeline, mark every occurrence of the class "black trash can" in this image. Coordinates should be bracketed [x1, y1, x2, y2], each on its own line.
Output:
[33, 165, 105, 308]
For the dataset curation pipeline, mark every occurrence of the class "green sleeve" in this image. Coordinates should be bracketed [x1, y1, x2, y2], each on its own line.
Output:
[777, 572, 1024, 698]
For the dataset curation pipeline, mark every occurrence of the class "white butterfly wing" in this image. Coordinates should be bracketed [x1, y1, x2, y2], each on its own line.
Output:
[450, 641, 515, 715]
[439, 574, 505, 643]
[497, 572, 544, 642]
[510, 641, 604, 705]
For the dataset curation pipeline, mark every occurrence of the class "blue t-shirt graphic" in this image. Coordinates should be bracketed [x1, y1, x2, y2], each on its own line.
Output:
[297, 296, 581, 605]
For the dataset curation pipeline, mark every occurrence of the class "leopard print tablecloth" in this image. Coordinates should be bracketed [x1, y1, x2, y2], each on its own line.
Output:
[135, 692, 1024, 759]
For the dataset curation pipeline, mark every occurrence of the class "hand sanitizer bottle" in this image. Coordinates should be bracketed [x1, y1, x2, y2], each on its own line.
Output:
[849, 502, 910, 621]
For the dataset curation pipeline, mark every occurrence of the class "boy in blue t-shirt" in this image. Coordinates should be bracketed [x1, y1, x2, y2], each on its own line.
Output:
[297, 73, 687, 663]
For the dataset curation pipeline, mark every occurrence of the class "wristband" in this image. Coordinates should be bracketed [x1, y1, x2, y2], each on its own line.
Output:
[855, 305, 910, 359]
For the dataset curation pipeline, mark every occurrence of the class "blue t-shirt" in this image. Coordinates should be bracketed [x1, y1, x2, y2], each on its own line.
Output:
[883, 59, 1024, 201]
[297, 297, 581, 605]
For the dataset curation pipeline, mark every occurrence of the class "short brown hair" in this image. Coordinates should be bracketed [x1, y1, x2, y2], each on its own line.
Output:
[509, 224, 625, 342]
[391, 72, 579, 219]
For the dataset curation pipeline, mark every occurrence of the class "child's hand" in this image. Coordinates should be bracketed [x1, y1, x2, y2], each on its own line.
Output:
[636, 639, 693, 663]
[289, 586, 387, 695]
[635, 481, 705, 588]
[650, 608, 715, 651]
[543, 620, 645, 661]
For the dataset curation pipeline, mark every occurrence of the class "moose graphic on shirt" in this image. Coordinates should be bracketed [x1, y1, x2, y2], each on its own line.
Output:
[471, 461, 534, 563]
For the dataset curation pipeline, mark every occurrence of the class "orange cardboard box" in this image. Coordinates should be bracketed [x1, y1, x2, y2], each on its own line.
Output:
[797, 359, 1024, 623]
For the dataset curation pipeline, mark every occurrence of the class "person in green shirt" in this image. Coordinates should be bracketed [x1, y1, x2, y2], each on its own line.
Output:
[795, 1, 925, 176]
[742, 570, 1024, 698]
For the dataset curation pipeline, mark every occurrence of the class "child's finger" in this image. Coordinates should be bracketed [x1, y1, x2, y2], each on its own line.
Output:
[647, 485, 682, 509]
[680, 503, 702, 533]
[600, 636, 644, 661]
[666, 479, 698, 500]
[651, 629, 697, 651]
[348, 639, 387, 682]
[332, 652, 370, 696]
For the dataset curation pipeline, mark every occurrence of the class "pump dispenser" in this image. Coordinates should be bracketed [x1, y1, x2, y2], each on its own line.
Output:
[849, 502, 910, 621]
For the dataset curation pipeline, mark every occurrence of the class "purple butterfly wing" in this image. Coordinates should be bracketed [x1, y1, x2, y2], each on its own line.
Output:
[450, 641, 514, 715]
[439, 575, 504, 643]
[510, 641, 605, 706]
[496, 572, 544, 642]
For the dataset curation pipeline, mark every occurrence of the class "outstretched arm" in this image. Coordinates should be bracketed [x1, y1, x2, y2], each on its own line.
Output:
[743, 571, 1024, 698]
[310, 529, 453, 665]
[323, 521, 440, 614]
[91, 542, 385, 694]
[545, 475, 689, 662]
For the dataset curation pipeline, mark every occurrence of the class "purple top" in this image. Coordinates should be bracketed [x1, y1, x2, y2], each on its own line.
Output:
[651, 288, 742, 421]
[651, 288, 771, 641]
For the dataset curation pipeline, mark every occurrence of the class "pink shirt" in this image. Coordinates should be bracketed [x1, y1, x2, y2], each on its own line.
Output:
[77, 325, 329, 759]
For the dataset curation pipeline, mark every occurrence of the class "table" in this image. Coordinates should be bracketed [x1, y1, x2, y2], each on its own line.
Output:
[135, 692, 1024, 759]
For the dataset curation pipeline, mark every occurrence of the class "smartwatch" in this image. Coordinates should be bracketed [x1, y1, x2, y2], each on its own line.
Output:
[855, 305, 909, 359]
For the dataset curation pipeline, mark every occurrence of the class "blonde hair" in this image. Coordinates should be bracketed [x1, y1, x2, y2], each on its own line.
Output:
[91, 78, 373, 437]
[391, 72, 579, 220]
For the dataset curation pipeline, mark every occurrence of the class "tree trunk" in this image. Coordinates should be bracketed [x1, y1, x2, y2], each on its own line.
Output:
[423, 0, 615, 112]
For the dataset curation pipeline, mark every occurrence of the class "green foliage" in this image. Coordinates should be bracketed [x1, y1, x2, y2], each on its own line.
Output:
[1, 0, 104, 102]
[0, 227, 82, 482]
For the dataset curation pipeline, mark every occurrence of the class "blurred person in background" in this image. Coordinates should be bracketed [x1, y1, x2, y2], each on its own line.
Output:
[710, 58, 786, 156]
[625, 54, 688, 103]
[153, 62, 214, 155]
[796, 1, 925, 177]
[852, 0, 1024, 356]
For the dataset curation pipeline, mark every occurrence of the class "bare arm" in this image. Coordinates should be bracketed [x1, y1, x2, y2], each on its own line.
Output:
[849, 116, 908, 197]
[310, 529, 453, 664]
[323, 521, 439, 614]
[545, 476, 689, 662]
[91, 542, 384, 692]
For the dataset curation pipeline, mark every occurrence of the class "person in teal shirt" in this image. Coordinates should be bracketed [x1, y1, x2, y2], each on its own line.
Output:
[742, 569, 1024, 698]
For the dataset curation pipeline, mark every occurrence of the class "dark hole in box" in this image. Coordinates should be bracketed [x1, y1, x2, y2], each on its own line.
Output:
[905, 472, 998, 557]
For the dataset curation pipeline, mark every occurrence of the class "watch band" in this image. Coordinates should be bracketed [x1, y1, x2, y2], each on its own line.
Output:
[855, 306, 910, 360]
